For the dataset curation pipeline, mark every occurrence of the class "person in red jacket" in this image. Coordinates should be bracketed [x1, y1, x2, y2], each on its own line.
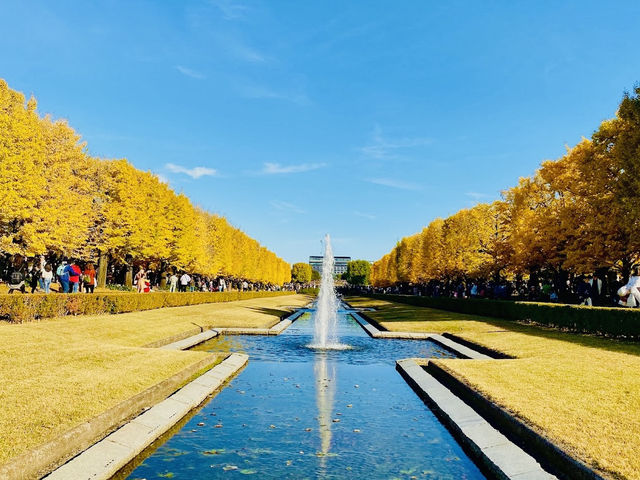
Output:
[66, 261, 82, 293]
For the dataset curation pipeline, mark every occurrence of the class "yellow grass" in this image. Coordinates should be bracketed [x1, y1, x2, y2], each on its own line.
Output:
[0, 295, 311, 466]
[347, 296, 640, 480]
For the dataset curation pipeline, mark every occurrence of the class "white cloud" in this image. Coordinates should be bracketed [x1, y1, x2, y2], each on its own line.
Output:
[465, 191, 491, 200]
[155, 173, 170, 184]
[262, 162, 326, 174]
[270, 200, 306, 214]
[239, 84, 310, 105]
[354, 211, 376, 220]
[166, 163, 217, 179]
[175, 65, 205, 79]
[360, 125, 433, 159]
[230, 43, 267, 63]
[366, 177, 421, 191]
[210, 0, 249, 20]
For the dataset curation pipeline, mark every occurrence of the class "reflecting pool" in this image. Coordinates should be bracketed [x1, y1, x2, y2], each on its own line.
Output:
[124, 310, 485, 479]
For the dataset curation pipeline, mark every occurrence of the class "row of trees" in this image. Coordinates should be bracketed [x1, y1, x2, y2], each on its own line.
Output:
[0, 79, 291, 285]
[372, 86, 640, 287]
[290, 260, 371, 285]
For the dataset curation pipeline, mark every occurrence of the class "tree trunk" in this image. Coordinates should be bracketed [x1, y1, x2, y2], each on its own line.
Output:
[97, 251, 108, 288]
[160, 262, 168, 288]
[125, 265, 133, 288]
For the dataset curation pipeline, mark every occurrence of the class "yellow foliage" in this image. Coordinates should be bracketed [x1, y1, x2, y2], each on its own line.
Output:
[372, 86, 640, 285]
[0, 79, 290, 284]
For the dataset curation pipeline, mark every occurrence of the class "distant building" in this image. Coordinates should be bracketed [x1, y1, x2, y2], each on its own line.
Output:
[309, 256, 351, 275]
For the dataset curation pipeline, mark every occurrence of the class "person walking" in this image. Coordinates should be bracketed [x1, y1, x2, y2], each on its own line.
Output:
[41, 263, 53, 294]
[135, 266, 146, 293]
[83, 263, 97, 293]
[169, 272, 178, 292]
[28, 264, 41, 293]
[37, 255, 46, 291]
[179, 272, 191, 292]
[57, 261, 69, 293]
[67, 261, 82, 293]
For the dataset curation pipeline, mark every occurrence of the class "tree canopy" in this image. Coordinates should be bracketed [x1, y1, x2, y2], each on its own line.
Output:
[0, 79, 290, 284]
[372, 86, 640, 286]
[344, 260, 371, 285]
[291, 263, 312, 283]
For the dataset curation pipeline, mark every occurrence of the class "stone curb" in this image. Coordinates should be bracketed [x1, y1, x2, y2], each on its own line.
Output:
[0, 354, 219, 480]
[397, 358, 557, 480]
[154, 308, 308, 351]
[160, 329, 219, 350]
[350, 312, 492, 359]
[43, 353, 249, 480]
[351, 309, 594, 478]
[426, 362, 605, 480]
[214, 308, 307, 337]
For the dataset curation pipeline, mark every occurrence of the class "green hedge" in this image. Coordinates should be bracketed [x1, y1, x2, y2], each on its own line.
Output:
[368, 294, 640, 339]
[0, 291, 295, 323]
[299, 287, 319, 296]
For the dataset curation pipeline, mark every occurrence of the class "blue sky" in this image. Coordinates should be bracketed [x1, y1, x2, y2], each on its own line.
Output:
[2, 0, 639, 264]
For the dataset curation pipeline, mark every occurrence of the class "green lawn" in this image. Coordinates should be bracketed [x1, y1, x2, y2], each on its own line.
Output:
[0, 294, 311, 467]
[347, 296, 640, 480]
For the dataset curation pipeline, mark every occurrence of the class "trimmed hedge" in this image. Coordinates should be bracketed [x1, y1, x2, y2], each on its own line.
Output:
[368, 294, 640, 339]
[299, 287, 319, 296]
[0, 291, 295, 323]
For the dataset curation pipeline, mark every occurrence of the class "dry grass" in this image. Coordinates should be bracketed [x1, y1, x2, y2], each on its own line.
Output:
[14, 294, 312, 347]
[347, 296, 640, 480]
[0, 295, 311, 466]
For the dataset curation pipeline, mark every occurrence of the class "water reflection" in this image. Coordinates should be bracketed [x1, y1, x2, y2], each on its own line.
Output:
[128, 312, 485, 479]
[314, 352, 335, 471]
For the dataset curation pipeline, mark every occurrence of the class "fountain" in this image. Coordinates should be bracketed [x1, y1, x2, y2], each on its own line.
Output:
[310, 234, 347, 350]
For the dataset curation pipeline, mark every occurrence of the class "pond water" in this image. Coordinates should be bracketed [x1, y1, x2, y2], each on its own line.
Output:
[124, 309, 485, 480]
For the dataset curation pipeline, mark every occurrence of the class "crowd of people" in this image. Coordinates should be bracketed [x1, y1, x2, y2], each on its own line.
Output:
[1, 254, 294, 295]
[345, 268, 640, 309]
[2, 255, 97, 294]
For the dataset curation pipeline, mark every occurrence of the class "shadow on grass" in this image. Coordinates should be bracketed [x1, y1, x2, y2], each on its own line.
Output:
[243, 306, 290, 320]
[347, 296, 640, 358]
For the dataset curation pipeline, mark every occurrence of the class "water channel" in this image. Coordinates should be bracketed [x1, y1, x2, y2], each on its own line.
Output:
[124, 308, 486, 479]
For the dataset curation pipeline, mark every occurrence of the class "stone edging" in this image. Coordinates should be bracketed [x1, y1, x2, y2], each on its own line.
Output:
[43, 353, 248, 480]
[350, 312, 492, 359]
[351, 309, 604, 480]
[1, 304, 305, 479]
[156, 308, 309, 350]
[426, 362, 606, 480]
[0, 354, 219, 480]
[397, 358, 557, 480]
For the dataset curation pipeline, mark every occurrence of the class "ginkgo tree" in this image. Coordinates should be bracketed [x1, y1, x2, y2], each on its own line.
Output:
[372, 86, 640, 288]
[0, 79, 291, 286]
